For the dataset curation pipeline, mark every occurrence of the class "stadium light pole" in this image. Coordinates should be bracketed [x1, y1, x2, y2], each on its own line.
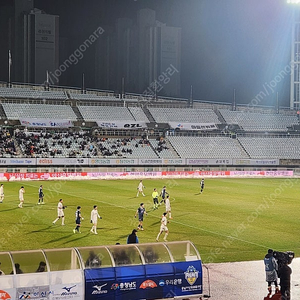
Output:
[8, 50, 12, 88]
[288, 0, 300, 109]
[82, 73, 85, 94]
[232, 88, 236, 111]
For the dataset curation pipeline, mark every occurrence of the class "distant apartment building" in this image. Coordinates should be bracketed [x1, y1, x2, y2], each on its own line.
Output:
[95, 8, 181, 97]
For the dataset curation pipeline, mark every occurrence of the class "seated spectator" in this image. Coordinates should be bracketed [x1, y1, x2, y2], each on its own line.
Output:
[10, 263, 23, 274]
[85, 250, 101, 268]
[36, 261, 46, 272]
[0, 262, 5, 275]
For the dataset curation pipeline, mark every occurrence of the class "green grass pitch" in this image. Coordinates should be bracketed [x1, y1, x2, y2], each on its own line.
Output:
[0, 178, 299, 263]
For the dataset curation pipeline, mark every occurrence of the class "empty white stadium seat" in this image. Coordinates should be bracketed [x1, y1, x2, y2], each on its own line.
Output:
[78, 105, 135, 122]
[168, 136, 248, 158]
[148, 107, 220, 123]
[0, 87, 67, 100]
[219, 109, 298, 132]
[238, 136, 300, 159]
[2, 103, 77, 120]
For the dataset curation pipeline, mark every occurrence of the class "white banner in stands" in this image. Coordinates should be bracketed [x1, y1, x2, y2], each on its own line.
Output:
[187, 158, 232, 165]
[163, 158, 185, 165]
[230, 170, 293, 176]
[0, 158, 36, 165]
[36, 158, 88, 165]
[89, 158, 139, 165]
[232, 159, 279, 165]
[139, 158, 163, 165]
[19, 118, 74, 128]
[168, 122, 218, 131]
[96, 120, 147, 129]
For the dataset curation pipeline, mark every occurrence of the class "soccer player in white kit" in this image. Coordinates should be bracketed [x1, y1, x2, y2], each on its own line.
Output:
[165, 195, 172, 219]
[18, 186, 25, 208]
[52, 199, 65, 225]
[156, 212, 169, 242]
[90, 205, 102, 234]
[0, 184, 4, 203]
[137, 180, 145, 197]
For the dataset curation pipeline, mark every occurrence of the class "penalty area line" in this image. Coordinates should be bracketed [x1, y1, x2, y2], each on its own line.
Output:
[171, 220, 268, 249]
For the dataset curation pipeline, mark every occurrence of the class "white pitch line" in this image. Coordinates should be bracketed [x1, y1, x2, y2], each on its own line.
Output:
[170, 220, 268, 248]
[23, 183, 268, 248]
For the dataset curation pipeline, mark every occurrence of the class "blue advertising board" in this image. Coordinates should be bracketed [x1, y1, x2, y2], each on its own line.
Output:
[84, 260, 202, 300]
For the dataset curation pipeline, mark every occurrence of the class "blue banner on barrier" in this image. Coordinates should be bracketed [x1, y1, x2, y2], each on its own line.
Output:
[173, 261, 203, 297]
[84, 260, 202, 300]
[85, 268, 115, 299]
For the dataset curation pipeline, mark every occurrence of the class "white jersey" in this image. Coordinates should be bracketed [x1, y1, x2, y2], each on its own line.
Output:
[165, 198, 171, 211]
[138, 182, 144, 191]
[160, 215, 168, 231]
[19, 188, 24, 201]
[91, 209, 100, 223]
[57, 202, 64, 217]
[0, 186, 4, 196]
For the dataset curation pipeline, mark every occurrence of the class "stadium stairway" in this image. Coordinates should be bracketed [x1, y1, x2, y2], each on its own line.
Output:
[142, 106, 155, 122]
[0, 104, 7, 120]
[164, 138, 181, 158]
[214, 108, 226, 124]
[65, 91, 84, 121]
[72, 105, 85, 121]
[236, 137, 251, 158]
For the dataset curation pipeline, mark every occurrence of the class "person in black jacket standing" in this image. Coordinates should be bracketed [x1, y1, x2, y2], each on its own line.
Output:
[127, 229, 139, 244]
[278, 260, 292, 300]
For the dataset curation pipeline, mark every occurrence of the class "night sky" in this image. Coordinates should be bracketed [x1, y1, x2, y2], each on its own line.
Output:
[1, 0, 297, 107]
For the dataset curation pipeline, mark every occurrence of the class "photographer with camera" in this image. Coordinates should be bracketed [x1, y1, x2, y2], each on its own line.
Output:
[274, 251, 294, 300]
[278, 259, 292, 300]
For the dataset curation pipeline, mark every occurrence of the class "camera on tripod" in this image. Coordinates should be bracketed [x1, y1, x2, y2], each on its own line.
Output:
[273, 251, 294, 270]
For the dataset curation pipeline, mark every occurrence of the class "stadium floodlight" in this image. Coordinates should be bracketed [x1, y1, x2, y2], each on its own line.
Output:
[287, 0, 300, 4]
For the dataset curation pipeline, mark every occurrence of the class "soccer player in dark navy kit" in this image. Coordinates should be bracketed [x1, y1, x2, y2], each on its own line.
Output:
[73, 206, 84, 233]
[159, 186, 169, 205]
[200, 178, 205, 194]
[38, 185, 44, 204]
[135, 203, 147, 231]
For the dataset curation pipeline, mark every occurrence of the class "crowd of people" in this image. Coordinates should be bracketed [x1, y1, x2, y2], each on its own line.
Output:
[95, 136, 151, 157]
[154, 137, 169, 153]
[14, 130, 97, 158]
[1, 128, 165, 158]
[0, 129, 17, 157]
